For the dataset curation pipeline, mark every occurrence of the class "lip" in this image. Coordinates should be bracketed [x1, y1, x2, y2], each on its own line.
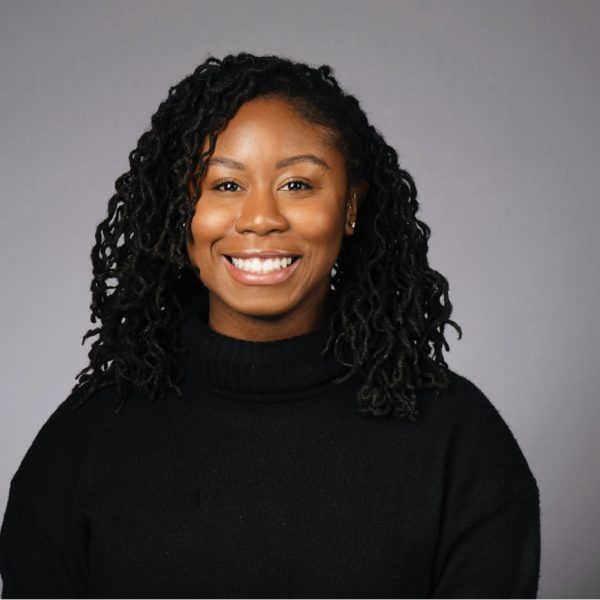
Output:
[222, 254, 301, 286]
[223, 249, 300, 259]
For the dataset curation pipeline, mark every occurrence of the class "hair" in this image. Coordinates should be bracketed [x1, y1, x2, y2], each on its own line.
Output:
[71, 52, 461, 421]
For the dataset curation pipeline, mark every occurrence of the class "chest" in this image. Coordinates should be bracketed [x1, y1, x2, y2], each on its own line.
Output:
[82, 410, 442, 597]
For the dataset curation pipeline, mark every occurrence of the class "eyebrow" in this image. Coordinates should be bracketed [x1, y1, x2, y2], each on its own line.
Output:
[276, 154, 330, 170]
[207, 154, 330, 170]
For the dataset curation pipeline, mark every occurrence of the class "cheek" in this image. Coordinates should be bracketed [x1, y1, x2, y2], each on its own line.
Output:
[295, 205, 345, 260]
[187, 203, 232, 266]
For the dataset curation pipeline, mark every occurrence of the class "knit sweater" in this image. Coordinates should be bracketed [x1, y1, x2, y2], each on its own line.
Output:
[0, 309, 541, 598]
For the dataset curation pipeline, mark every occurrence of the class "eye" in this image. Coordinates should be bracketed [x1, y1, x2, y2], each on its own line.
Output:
[212, 180, 242, 192]
[280, 179, 312, 192]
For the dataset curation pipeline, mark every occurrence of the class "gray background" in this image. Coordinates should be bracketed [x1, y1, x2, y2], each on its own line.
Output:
[1, 0, 598, 596]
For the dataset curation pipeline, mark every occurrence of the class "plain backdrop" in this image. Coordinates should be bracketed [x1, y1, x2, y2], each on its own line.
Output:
[1, 0, 599, 597]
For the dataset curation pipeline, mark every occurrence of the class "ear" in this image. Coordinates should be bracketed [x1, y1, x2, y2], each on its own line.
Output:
[344, 180, 369, 235]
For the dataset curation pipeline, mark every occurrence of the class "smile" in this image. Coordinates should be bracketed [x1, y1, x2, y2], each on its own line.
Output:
[228, 256, 296, 273]
[222, 254, 301, 285]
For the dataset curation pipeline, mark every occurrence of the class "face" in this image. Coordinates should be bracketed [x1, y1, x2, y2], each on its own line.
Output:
[186, 96, 360, 341]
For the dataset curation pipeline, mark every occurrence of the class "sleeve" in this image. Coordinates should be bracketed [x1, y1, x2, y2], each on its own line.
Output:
[0, 394, 94, 598]
[0, 482, 85, 598]
[429, 377, 541, 598]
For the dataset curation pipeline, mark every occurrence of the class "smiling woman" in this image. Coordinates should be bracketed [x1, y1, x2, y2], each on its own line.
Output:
[0, 54, 540, 598]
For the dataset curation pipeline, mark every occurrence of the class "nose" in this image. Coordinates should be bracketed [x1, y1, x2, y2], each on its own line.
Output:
[234, 188, 289, 235]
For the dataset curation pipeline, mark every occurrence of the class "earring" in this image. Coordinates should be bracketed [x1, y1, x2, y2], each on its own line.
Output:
[348, 193, 357, 230]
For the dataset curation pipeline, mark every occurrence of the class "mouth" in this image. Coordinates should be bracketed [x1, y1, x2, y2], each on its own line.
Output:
[222, 253, 301, 286]
[224, 255, 300, 274]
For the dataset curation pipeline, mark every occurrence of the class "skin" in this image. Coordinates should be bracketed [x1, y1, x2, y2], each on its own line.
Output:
[186, 96, 366, 341]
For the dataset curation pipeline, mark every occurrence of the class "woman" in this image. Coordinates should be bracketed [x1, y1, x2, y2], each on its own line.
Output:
[0, 53, 540, 598]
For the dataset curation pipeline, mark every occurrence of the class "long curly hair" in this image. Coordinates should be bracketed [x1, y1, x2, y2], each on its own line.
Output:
[71, 52, 461, 421]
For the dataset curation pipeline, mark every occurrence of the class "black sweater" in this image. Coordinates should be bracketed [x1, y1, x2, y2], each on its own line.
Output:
[0, 310, 541, 598]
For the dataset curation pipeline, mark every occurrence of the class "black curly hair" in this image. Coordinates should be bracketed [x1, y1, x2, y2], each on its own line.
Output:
[71, 52, 461, 421]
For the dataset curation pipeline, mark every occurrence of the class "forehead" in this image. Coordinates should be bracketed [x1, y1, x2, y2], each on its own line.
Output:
[205, 96, 339, 157]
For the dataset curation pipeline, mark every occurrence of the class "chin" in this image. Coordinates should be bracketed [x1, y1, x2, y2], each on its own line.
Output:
[230, 301, 295, 320]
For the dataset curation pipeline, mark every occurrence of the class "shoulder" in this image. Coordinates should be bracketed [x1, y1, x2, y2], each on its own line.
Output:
[416, 370, 538, 496]
[9, 385, 120, 494]
[417, 370, 520, 435]
[418, 370, 498, 417]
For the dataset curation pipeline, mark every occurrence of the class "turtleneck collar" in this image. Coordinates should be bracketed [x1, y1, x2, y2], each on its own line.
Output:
[177, 296, 350, 397]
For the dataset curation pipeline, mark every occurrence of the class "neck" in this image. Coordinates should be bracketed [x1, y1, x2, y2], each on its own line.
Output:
[177, 298, 350, 396]
[207, 289, 334, 342]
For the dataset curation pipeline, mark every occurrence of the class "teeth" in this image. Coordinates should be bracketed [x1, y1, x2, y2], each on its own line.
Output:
[231, 256, 294, 273]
